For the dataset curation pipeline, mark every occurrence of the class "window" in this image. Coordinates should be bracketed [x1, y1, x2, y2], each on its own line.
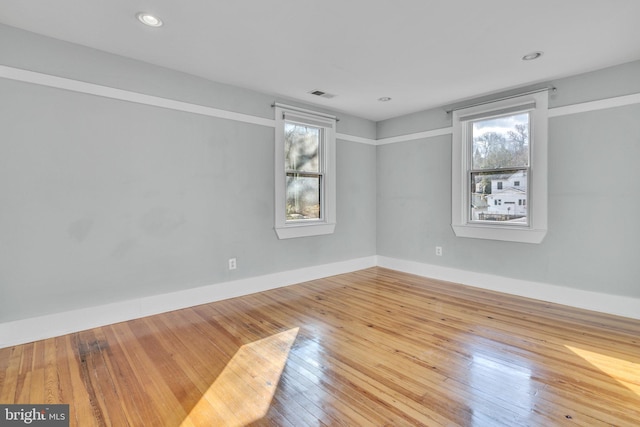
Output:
[274, 104, 336, 239]
[451, 91, 548, 243]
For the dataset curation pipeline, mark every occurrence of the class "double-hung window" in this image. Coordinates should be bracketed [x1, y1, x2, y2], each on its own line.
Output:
[274, 104, 336, 239]
[451, 91, 548, 243]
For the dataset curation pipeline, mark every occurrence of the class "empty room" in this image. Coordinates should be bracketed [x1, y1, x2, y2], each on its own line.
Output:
[1, 1, 639, 426]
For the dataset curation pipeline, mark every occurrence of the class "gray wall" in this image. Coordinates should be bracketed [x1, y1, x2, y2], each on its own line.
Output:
[377, 61, 640, 299]
[1, 23, 638, 325]
[0, 25, 377, 322]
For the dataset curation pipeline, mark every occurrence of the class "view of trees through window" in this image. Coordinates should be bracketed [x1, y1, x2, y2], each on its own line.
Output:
[470, 112, 530, 223]
[284, 123, 322, 221]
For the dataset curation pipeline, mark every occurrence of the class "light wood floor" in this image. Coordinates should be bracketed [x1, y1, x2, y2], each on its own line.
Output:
[1, 267, 639, 426]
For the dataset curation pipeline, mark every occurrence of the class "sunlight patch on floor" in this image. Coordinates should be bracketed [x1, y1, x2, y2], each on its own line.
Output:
[469, 353, 535, 410]
[181, 327, 299, 427]
[565, 345, 640, 396]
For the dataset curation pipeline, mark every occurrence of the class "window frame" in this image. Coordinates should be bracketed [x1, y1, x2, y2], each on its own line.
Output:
[274, 104, 336, 239]
[451, 91, 548, 243]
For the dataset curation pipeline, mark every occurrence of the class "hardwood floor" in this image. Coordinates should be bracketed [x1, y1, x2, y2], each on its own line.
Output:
[1, 267, 639, 426]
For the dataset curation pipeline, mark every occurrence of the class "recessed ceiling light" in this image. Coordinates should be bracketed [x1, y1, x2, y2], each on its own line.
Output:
[378, 97, 392, 102]
[136, 12, 163, 27]
[522, 51, 543, 61]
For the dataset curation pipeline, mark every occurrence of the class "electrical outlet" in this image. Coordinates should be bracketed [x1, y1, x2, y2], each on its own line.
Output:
[435, 246, 443, 256]
[228, 258, 237, 270]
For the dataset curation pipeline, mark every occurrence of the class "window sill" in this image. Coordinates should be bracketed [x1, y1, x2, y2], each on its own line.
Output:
[452, 224, 546, 244]
[275, 222, 336, 239]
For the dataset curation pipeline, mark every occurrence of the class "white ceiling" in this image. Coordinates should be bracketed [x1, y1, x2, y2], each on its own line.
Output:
[2, 1, 640, 121]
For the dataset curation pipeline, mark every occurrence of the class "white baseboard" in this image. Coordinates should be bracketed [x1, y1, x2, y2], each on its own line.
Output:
[2, 255, 638, 348]
[376, 256, 640, 320]
[0, 256, 377, 348]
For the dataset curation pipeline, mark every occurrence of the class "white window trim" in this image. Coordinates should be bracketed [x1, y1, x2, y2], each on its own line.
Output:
[451, 92, 548, 243]
[274, 104, 336, 239]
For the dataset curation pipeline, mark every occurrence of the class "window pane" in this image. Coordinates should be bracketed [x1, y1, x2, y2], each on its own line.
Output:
[472, 112, 529, 170]
[470, 169, 528, 223]
[286, 174, 321, 220]
[284, 123, 320, 172]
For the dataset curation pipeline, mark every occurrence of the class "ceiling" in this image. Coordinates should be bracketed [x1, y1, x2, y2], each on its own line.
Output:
[2, 1, 640, 121]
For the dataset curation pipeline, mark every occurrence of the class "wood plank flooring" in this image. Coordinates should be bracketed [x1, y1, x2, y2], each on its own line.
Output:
[1, 267, 639, 426]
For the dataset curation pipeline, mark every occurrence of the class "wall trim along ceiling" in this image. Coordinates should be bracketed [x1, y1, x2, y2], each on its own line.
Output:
[3, 65, 639, 146]
[0, 65, 376, 145]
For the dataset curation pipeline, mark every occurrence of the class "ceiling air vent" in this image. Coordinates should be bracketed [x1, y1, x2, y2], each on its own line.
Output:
[308, 89, 336, 99]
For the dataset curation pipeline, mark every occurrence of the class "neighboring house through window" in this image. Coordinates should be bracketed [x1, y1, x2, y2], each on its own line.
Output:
[274, 104, 336, 239]
[451, 91, 549, 243]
